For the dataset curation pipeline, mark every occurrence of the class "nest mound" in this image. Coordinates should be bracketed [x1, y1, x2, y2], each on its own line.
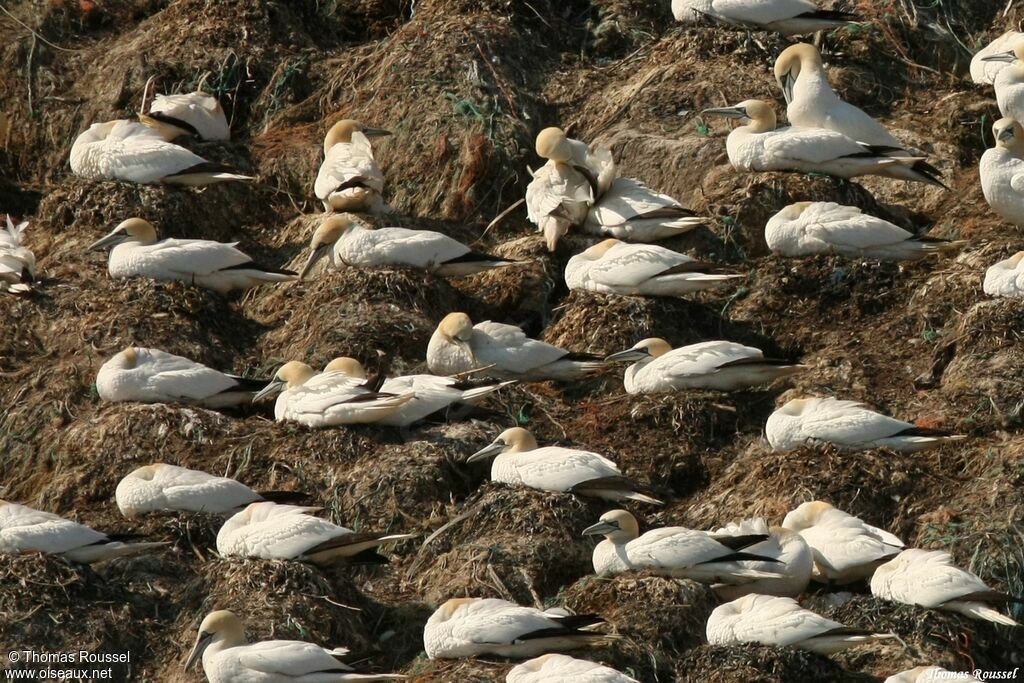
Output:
[676, 643, 872, 683]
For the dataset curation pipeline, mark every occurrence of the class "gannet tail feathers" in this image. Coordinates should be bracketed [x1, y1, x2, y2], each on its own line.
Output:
[808, 628, 898, 650]
[699, 551, 784, 565]
[946, 602, 1020, 626]
[711, 533, 771, 550]
[163, 161, 253, 185]
[256, 490, 314, 506]
[570, 476, 663, 505]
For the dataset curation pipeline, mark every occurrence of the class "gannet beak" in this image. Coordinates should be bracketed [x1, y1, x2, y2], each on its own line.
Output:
[298, 245, 329, 280]
[700, 106, 748, 120]
[253, 378, 285, 402]
[362, 127, 392, 138]
[466, 439, 506, 463]
[582, 521, 619, 536]
[88, 231, 126, 252]
[604, 347, 650, 363]
[780, 70, 796, 105]
[184, 632, 212, 670]
[981, 51, 1017, 64]
[998, 126, 1016, 142]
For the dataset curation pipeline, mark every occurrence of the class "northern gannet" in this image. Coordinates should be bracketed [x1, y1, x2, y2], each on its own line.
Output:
[468, 428, 661, 504]
[314, 119, 391, 213]
[185, 610, 406, 681]
[983, 251, 1024, 298]
[1, 215, 34, 293]
[506, 654, 639, 683]
[701, 100, 939, 185]
[318, 356, 512, 426]
[298, 215, 513, 279]
[253, 361, 414, 426]
[534, 126, 616, 200]
[781, 501, 904, 585]
[972, 30, 1024, 84]
[526, 128, 596, 250]
[96, 346, 266, 408]
[871, 549, 1022, 627]
[672, 0, 859, 36]
[709, 518, 814, 600]
[0, 499, 165, 563]
[216, 502, 415, 565]
[582, 177, 705, 242]
[88, 217, 296, 293]
[985, 43, 1024, 122]
[766, 396, 965, 453]
[605, 338, 804, 393]
[142, 86, 230, 141]
[766, 202, 963, 260]
[427, 312, 607, 381]
[565, 240, 742, 297]
[582, 509, 783, 583]
[115, 463, 308, 518]
[424, 597, 613, 659]
[885, 667, 982, 683]
[69, 119, 251, 185]
[706, 594, 896, 654]
[981, 118, 1024, 226]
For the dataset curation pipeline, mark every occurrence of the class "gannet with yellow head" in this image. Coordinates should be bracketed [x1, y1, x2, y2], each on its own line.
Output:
[981, 117, 1024, 226]
[314, 118, 391, 213]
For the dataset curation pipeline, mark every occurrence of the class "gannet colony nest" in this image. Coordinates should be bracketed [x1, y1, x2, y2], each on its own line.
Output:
[2, 0, 1023, 680]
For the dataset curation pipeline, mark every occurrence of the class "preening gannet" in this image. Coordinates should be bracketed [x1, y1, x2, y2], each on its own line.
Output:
[981, 118, 1024, 226]
[766, 202, 963, 260]
[253, 361, 414, 427]
[427, 312, 607, 381]
[185, 610, 406, 682]
[314, 119, 391, 213]
[781, 501, 904, 585]
[671, 0, 859, 36]
[468, 428, 661, 504]
[1, 215, 34, 293]
[706, 594, 896, 654]
[871, 549, 1022, 627]
[96, 346, 266, 408]
[565, 240, 742, 297]
[115, 463, 308, 518]
[709, 518, 814, 600]
[885, 667, 982, 683]
[527, 128, 597, 250]
[216, 502, 414, 565]
[701, 100, 939, 185]
[605, 338, 804, 393]
[985, 43, 1024, 122]
[506, 654, 639, 683]
[143, 84, 230, 141]
[582, 177, 705, 242]
[534, 126, 616, 200]
[298, 215, 512, 279]
[984, 251, 1024, 298]
[0, 499, 165, 563]
[88, 217, 296, 293]
[423, 597, 613, 659]
[69, 119, 251, 185]
[972, 30, 1024, 84]
[766, 396, 965, 453]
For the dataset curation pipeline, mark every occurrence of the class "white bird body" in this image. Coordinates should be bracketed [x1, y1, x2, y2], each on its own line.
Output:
[885, 667, 982, 683]
[711, 519, 814, 600]
[216, 502, 413, 566]
[706, 594, 896, 654]
[582, 177, 703, 242]
[0, 500, 164, 563]
[766, 202, 961, 260]
[766, 397, 964, 453]
[275, 379, 413, 427]
[315, 131, 385, 213]
[671, 0, 858, 36]
[115, 463, 269, 517]
[980, 119, 1024, 226]
[781, 501, 904, 585]
[994, 63, 1024, 122]
[506, 654, 639, 683]
[0, 215, 34, 293]
[427, 313, 605, 381]
[424, 598, 611, 659]
[96, 347, 262, 408]
[871, 549, 1021, 627]
[148, 91, 230, 141]
[972, 30, 1024, 84]
[983, 252, 1024, 298]
[69, 119, 249, 185]
[565, 240, 740, 297]
[526, 161, 593, 250]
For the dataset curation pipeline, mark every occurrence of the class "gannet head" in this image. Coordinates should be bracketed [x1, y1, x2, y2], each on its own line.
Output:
[781, 500, 834, 532]
[88, 217, 158, 251]
[605, 337, 672, 364]
[581, 509, 640, 543]
[467, 426, 538, 462]
[437, 312, 474, 343]
[299, 215, 360, 280]
[980, 42, 1024, 65]
[253, 361, 316, 402]
[773, 43, 822, 104]
[701, 100, 776, 133]
[1005, 251, 1024, 268]
[323, 356, 366, 379]
[535, 127, 573, 163]
[776, 397, 814, 416]
[323, 118, 392, 154]
[185, 610, 247, 669]
[128, 464, 161, 480]
[116, 346, 140, 369]
[428, 597, 478, 625]
[993, 117, 1024, 152]
[775, 201, 815, 222]
[579, 238, 621, 261]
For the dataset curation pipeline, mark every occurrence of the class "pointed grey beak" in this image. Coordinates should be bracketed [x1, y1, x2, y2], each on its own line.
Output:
[362, 127, 392, 138]
[88, 231, 126, 252]
[253, 378, 285, 402]
[998, 126, 1016, 142]
[184, 631, 212, 670]
[781, 70, 796, 104]
[466, 439, 506, 463]
[981, 50, 1016, 64]
[701, 106, 748, 120]
[582, 521, 619, 536]
[298, 244, 330, 280]
[604, 347, 650, 363]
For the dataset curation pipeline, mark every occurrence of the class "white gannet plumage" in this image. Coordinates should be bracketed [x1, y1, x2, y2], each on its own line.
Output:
[565, 239, 741, 297]
[781, 501, 904, 585]
[423, 597, 612, 659]
[765, 396, 965, 453]
[145, 88, 230, 141]
[468, 428, 661, 504]
[706, 594, 896, 654]
[672, 0, 859, 36]
[983, 251, 1024, 298]
[96, 346, 265, 408]
[972, 30, 1024, 84]
[0, 214, 34, 293]
[871, 549, 1022, 627]
[527, 127, 600, 251]
[88, 217, 295, 293]
[765, 201, 962, 260]
[709, 518, 814, 600]
[582, 177, 704, 242]
[314, 119, 391, 213]
[981, 117, 1024, 226]
[990, 44, 1024, 122]
[0, 499, 165, 563]
[506, 654, 639, 683]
